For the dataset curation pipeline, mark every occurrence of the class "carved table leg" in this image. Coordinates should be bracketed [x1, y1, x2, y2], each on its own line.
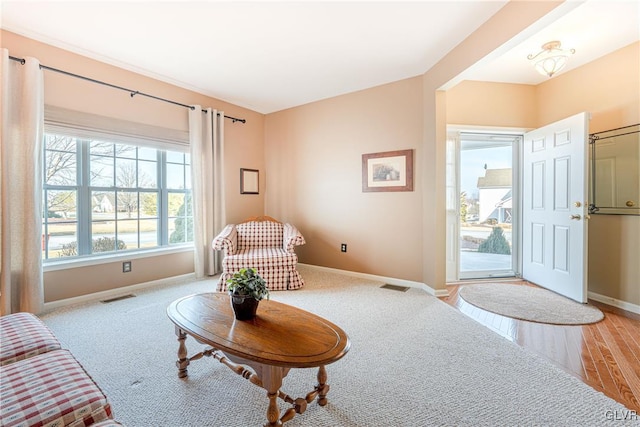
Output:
[317, 365, 330, 406]
[261, 366, 285, 427]
[175, 327, 189, 378]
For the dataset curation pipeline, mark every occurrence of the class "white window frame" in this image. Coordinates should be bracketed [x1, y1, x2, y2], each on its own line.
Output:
[42, 107, 193, 268]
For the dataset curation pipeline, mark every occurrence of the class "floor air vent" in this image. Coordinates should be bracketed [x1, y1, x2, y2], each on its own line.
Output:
[101, 294, 136, 303]
[380, 284, 410, 292]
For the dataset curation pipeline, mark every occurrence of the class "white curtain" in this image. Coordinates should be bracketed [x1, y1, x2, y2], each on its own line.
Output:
[189, 106, 226, 278]
[0, 49, 45, 314]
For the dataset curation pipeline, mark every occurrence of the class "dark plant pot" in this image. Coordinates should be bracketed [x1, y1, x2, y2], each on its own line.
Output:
[230, 294, 259, 320]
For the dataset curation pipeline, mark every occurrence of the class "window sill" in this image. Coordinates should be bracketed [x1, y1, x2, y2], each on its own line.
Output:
[43, 245, 194, 272]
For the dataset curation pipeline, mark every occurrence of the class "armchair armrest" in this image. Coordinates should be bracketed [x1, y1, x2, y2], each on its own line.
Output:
[212, 224, 238, 255]
[283, 223, 306, 253]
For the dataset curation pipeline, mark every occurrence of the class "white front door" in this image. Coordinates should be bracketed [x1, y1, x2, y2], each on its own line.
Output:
[522, 112, 589, 303]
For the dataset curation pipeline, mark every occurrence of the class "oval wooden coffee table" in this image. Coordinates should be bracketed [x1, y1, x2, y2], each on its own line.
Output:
[167, 292, 350, 427]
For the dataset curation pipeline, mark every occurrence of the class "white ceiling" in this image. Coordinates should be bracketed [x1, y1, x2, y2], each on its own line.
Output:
[1, 1, 638, 114]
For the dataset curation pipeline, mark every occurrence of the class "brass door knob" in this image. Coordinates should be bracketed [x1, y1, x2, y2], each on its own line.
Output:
[570, 214, 581, 220]
[626, 200, 635, 207]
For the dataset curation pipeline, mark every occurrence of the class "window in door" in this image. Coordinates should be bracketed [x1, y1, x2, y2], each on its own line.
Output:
[458, 133, 520, 279]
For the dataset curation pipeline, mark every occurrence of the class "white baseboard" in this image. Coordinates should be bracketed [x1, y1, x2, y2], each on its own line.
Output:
[300, 263, 449, 298]
[588, 291, 640, 315]
[43, 273, 197, 312]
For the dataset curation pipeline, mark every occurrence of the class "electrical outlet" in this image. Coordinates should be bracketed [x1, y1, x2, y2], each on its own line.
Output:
[341, 243, 347, 253]
[122, 261, 132, 273]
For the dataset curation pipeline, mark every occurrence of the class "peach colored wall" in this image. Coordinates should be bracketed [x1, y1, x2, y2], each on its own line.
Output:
[264, 1, 564, 289]
[265, 77, 425, 281]
[1, 30, 265, 302]
[446, 81, 537, 129]
[536, 42, 640, 133]
[44, 251, 194, 302]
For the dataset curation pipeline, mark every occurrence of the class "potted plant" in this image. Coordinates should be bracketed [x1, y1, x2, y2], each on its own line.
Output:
[227, 267, 269, 320]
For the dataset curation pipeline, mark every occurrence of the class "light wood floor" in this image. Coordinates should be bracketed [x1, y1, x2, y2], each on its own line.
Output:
[441, 280, 640, 412]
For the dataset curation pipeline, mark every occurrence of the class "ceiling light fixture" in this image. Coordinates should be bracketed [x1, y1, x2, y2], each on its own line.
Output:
[527, 41, 575, 77]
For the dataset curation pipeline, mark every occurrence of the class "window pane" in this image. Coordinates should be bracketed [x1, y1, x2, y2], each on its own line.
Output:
[168, 193, 185, 217]
[92, 191, 115, 219]
[91, 221, 116, 251]
[117, 219, 139, 249]
[167, 163, 185, 189]
[140, 192, 158, 218]
[46, 190, 76, 219]
[91, 156, 114, 187]
[116, 158, 137, 188]
[115, 144, 136, 159]
[117, 191, 139, 219]
[138, 147, 157, 161]
[168, 217, 193, 244]
[90, 141, 114, 156]
[166, 151, 184, 163]
[45, 135, 77, 186]
[139, 219, 158, 248]
[138, 160, 157, 188]
[168, 192, 193, 244]
[47, 222, 78, 259]
[46, 134, 76, 153]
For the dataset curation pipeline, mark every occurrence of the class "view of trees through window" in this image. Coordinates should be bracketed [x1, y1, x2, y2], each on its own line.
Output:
[42, 133, 193, 260]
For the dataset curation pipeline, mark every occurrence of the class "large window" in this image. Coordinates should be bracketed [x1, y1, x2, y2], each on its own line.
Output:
[42, 133, 192, 260]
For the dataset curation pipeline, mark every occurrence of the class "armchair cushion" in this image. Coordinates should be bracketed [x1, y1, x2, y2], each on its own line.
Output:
[212, 216, 305, 291]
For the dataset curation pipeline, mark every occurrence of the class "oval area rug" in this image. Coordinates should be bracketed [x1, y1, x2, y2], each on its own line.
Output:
[459, 283, 604, 325]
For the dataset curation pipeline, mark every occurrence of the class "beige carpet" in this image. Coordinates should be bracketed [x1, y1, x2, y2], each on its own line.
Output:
[459, 283, 604, 325]
[40, 266, 628, 426]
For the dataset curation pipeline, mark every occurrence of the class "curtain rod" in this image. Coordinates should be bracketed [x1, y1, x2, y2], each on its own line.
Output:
[8, 55, 246, 124]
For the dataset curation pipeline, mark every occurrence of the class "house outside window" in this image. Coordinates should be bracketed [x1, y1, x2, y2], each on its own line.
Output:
[42, 132, 192, 261]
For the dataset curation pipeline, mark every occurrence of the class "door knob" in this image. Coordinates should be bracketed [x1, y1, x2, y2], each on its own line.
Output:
[570, 214, 581, 220]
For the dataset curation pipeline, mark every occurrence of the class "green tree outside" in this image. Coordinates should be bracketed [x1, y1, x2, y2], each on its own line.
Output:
[169, 193, 193, 244]
[460, 191, 468, 223]
[478, 226, 511, 255]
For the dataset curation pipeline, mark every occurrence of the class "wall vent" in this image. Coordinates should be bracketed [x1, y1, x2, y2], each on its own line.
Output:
[101, 294, 136, 303]
[380, 284, 410, 292]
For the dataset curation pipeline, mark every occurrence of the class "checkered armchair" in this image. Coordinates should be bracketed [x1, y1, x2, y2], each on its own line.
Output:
[212, 216, 306, 291]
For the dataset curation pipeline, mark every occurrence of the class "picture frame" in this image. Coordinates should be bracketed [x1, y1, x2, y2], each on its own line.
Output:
[240, 168, 259, 194]
[362, 149, 414, 192]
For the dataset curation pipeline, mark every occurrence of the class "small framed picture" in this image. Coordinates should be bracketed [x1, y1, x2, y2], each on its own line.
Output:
[240, 168, 259, 194]
[362, 149, 414, 192]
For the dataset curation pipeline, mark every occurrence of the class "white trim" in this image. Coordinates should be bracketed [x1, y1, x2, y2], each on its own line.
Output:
[44, 245, 193, 272]
[300, 263, 449, 298]
[588, 291, 640, 315]
[42, 273, 197, 312]
[447, 124, 531, 134]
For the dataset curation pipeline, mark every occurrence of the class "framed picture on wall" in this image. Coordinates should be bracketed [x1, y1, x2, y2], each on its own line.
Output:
[362, 149, 414, 192]
[240, 168, 259, 194]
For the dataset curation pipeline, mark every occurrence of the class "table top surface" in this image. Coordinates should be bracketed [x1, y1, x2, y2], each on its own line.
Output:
[167, 293, 350, 368]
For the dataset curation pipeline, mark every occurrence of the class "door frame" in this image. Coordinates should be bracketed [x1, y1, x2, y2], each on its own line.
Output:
[446, 125, 526, 282]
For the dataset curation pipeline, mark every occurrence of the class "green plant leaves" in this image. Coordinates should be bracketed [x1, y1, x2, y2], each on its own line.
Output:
[227, 267, 269, 301]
